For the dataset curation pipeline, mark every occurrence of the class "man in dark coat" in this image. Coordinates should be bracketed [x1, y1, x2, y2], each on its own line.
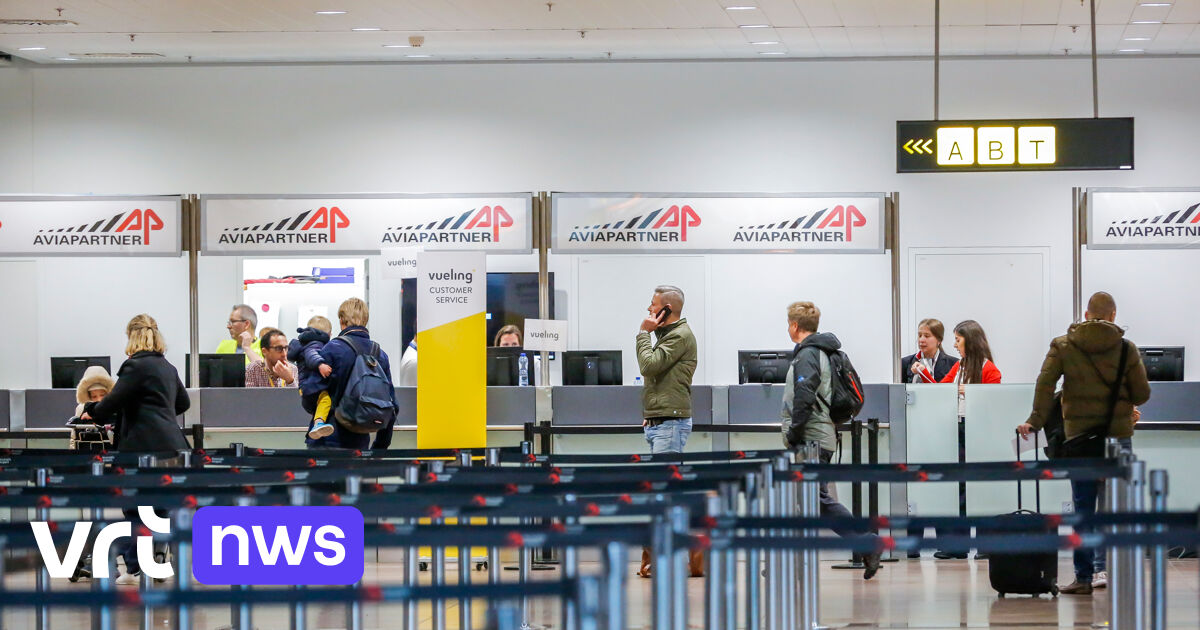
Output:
[307, 298, 397, 451]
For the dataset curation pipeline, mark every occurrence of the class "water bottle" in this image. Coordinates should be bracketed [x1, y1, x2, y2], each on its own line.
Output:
[635, 376, 643, 387]
[518, 353, 529, 386]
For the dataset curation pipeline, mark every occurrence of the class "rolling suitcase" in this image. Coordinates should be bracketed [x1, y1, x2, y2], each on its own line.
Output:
[985, 429, 1059, 598]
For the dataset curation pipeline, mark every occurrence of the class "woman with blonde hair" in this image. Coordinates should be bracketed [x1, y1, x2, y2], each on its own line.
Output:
[80, 314, 191, 452]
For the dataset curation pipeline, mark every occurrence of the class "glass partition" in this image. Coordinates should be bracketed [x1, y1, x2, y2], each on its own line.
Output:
[963, 384, 1072, 515]
[903, 384, 959, 517]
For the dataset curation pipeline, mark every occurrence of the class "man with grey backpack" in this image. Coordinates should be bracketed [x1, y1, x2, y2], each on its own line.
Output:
[308, 298, 399, 451]
[1018, 292, 1151, 595]
[780, 301, 879, 580]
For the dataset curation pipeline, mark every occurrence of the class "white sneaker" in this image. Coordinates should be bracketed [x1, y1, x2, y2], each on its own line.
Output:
[1092, 571, 1108, 589]
[308, 420, 335, 439]
[115, 572, 141, 586]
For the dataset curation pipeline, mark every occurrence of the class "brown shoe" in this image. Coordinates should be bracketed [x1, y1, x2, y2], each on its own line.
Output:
[688, 549, 705, 578]
[1060, 580, 1093, 595]
[637, 547, 652, 579]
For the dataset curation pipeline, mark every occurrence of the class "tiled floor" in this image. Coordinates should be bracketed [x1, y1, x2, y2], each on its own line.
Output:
[2, 555, 1196, 629]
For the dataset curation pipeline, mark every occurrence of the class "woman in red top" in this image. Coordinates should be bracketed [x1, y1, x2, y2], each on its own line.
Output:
[913, 319, 1001, 559]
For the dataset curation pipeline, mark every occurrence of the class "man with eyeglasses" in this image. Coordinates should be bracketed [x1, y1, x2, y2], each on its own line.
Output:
[217, 304, 262, 364]
[245, 328, 298, 388]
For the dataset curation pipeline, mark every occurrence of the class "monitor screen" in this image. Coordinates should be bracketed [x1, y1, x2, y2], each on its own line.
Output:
[1139, 347, 1184, 382]
[401, 272, 554, 352]
[185, 354, 246, 388]
[738, 350, 793, 384]
[563, 351, 623, 386]
[487, 347, 526, 386]
[50, 356, 111, 389]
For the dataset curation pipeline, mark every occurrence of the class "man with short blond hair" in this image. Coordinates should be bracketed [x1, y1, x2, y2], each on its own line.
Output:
[311, 298, 397, 451]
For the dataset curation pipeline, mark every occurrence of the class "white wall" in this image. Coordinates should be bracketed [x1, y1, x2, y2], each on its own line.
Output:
[2, 57, 1199, 387]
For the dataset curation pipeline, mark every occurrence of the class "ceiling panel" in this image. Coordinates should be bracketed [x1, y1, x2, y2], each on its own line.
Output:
[0, 0, 1197, 63]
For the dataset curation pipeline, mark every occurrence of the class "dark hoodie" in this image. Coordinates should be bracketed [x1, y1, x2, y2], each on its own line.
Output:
[781, 332, 842, 450]
[1026, 320, 1151, 440]
[287, 327, 330, 396]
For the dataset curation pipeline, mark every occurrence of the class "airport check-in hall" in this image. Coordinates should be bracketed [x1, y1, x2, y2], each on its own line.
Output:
[1, 1, 1199, 629]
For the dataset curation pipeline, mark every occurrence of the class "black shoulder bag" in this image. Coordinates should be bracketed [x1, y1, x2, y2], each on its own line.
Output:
[1059, 340, 1130, 459]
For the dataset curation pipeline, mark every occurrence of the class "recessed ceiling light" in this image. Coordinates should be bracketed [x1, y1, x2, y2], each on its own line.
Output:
[351, 27, 380, 31]
[739, 24, 770, 28]
[19, 46, 46, 51]
[725, 5, 758, 9]
[315, 11, 347, 15]
[55, 57, 78, 61]
[382, 44, 411, 48]
[759, 51, 786, 55]
[751, 41, 781, 45]
[1123, 37, 1151, 41]
[1131, 20, 1162, 24]
[1138, 3, 1171, 6]
[1118, 48, 1145, 52]
[405, 54, 432, 58]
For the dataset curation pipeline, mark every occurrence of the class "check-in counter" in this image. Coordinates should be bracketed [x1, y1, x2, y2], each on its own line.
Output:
[550, 386, 713, 425]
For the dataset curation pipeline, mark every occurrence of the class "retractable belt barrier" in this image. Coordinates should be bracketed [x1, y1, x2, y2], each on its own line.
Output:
[0, 439, 1193, 630]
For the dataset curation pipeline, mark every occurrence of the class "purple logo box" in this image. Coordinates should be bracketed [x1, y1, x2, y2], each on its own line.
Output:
[192, 506, 364, 585]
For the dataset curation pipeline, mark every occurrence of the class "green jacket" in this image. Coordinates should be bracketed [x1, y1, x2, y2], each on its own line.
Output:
[635, 318, 697, 419]
[1026, 320, 1151, 440]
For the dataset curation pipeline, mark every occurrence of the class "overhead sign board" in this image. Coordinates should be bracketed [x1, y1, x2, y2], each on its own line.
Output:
[897, 118, 1133, 173]
[551, 194, 886, 254]
[0, 196, 182, 256]
[1087, 188, 1200, 249]
[201, 194, 533, 255]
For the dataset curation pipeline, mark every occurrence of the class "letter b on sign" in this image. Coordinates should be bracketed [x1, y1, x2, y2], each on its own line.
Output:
[192, 506, 364, 585]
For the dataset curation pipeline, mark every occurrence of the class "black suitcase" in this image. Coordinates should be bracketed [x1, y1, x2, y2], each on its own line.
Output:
[985, 429, 1059, 598]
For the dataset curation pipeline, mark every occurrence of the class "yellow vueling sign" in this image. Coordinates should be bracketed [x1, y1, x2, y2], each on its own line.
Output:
[416, 251, 486, 449]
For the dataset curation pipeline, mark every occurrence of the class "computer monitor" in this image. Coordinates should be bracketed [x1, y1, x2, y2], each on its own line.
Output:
[487, 347, 525, 386]
[563, 351, 623, 386]
[50, 356, 111, 389]
[184, 354, 246, 388]
[1139, 347, 1184, 382]
[738, 350, 793, 384]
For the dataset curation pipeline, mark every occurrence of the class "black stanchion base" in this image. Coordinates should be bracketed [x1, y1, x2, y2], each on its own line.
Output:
[831, 562, 865, 570]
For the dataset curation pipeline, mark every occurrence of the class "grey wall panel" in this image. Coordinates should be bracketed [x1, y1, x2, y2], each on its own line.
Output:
[198, 388, 312, 428]
[395, 387, 416, 427]
[0, 390, 9, 429]
[859, 383, 894, 424]
[1138, 382, 1200, 425]
[728, 384, 784, 425]
[487, 387, 536, 426]
[25, 389, 79, 429]
[552, 386, 712, 425]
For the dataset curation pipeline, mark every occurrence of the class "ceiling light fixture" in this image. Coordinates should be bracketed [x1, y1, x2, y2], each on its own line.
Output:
[1138, 3, 1171, 6]
[1123, 37, 1151, 40]
[751, 41, 781, 45]
[382, 44, 411, 48]
[759, 51, 785, 55]
[315, 11, 347, 15]
[739, 24, 770, 28]
[55, 57, 78, 61]
[351, 27, 380, 31]
[18, 47, 46, 51]
[725, 5, 757, 10]
[405, 54, 432, 58]
[1131, 20, 1162, 24]
[1118, 48, 1145, 52]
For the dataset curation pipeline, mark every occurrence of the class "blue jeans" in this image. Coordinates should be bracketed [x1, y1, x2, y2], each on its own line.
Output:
[1073, 436, 1133, 580]
[644, 418, 692, 454]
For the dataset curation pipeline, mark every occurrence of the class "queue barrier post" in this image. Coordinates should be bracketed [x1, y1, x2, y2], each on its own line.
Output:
[429, 459, 448, 630]
[651, 509, 672, 630]
[1148, 469, 1169, 630]
[1127, 459, 1147, 630]
[90, 461, 106, 630]
[669, 504, 690, 630]
[602, 541, 628, 630]
[403, 464, 421, 630]
[457, 452, 474, 630]
[175, 509, 195, 630]
[719, 481, 738, 630]
[801, 442, 823, 630]
[35, 468, 50, 630]
[743, 471, 762, 630]
[704, 493, 723, 630]
[762, 459, 780, 630]
[563, 493, 580, 630]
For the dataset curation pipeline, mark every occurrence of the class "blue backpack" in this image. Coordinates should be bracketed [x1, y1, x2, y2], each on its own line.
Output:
[332, 335, 398, 434]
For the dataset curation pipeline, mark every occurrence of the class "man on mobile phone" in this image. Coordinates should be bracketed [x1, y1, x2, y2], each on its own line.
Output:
[634, 285, 699, 578]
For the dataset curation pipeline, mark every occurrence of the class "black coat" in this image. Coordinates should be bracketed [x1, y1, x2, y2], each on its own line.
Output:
[83, 351, 191, 452]
[900, 351, 959, 383]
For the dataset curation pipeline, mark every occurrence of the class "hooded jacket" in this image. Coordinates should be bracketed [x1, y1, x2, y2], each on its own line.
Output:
[287, 326, 331, 396]
[635, 318, 698, 419]
[1026, 320, 1151, 440]
[781, 332, 840, 451]
[74, 365, 116, 418]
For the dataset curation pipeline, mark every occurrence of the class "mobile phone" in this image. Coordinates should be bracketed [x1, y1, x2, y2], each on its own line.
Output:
[657, 305, 673, 320]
